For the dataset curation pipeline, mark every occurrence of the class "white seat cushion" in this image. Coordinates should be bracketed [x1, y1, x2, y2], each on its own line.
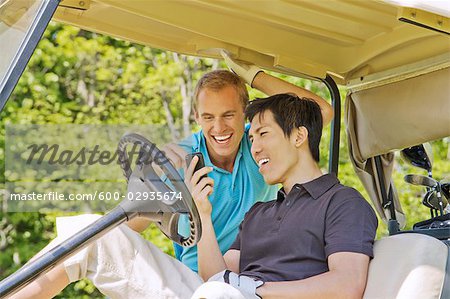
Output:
[363, 233, 447, 299]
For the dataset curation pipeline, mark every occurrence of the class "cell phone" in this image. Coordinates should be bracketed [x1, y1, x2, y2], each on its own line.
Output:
[185, 152, 207, 180]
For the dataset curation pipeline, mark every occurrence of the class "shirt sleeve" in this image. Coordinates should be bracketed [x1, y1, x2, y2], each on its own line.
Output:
[177, 131, 199, 153]
[173, 243, 183, 259]
[324, 194, 378, 258]
[161, 132, 196, 185]
[165, 133, 197, 259]
[229, 221, 242, 250]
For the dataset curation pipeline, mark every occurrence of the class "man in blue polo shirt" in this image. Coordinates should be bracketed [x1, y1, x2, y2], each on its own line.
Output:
[128, 57, 333, 272]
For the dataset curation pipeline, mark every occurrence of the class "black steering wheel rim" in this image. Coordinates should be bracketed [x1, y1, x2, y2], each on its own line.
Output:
[117, 133, 201, 247]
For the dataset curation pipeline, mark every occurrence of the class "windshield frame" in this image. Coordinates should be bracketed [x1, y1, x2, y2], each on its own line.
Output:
[0, 0, 60, 111]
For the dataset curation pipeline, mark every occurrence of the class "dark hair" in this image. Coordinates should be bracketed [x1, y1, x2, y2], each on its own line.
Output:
[193, 70, 249, 111]
[245, 93, 323, 162]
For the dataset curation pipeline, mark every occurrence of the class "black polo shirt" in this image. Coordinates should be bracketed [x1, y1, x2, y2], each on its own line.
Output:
[229, 173, 378, 282]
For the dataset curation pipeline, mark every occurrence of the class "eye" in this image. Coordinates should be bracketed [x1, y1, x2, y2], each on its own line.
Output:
[260, 131, 268, 136]
[224, 114, 234, 119]
[203, 116, 213, 121]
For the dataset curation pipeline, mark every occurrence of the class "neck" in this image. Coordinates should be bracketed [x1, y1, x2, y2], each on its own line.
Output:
[206, 145, 238, 173]
[283, 154, 323, 194]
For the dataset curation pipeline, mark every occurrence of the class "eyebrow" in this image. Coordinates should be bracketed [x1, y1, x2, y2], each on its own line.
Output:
[249, 125, 266, 138]
[200, 110, 236, 117]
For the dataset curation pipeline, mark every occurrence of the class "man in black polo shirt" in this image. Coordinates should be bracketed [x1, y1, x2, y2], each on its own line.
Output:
[189, 93, 378, 298]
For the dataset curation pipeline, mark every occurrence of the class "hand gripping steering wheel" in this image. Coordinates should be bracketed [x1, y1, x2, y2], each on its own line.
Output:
[117, 133, 201, 247]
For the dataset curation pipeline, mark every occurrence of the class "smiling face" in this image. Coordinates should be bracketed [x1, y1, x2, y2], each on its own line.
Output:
[249, 110, 300, 186]
[195, 85, 245, 167]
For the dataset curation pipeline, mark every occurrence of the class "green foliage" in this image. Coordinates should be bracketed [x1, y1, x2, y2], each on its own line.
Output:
[0, 22, 448, 298]
[0, 22, 191, 298]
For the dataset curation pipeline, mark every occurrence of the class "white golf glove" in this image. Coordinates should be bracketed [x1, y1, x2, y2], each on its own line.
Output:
[220, 50, 263, 87]
[208, 270, 264, 299]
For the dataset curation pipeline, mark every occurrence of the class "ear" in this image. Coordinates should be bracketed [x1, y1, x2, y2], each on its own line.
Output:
[194, 110, 200, 123]
[295, 126, 308, 147]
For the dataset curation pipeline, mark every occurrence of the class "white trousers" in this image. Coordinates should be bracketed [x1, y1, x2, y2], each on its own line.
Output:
[51, 214, 246, 299]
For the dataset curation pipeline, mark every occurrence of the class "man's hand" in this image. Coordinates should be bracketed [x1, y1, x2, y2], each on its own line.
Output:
[161, 143, 187, 169]
[185, 156, 227, 281]
[128, 143, 186, 233]
[184, 155, 214, 217]
[221, 50, 262, 87]
[209, 270, 264, 299]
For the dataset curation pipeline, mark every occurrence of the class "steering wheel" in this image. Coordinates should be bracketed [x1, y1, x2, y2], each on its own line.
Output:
[117, 133, 201, 247]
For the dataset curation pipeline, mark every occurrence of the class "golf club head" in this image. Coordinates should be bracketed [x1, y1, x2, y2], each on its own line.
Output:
[423, 189, 448, 211]
[422, 190, 436, 209]
[404, 174, 438, 188]
[401, 143, 433, 173]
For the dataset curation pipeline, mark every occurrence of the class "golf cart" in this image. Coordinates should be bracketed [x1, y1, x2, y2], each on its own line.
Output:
[0, 0, 449, 298]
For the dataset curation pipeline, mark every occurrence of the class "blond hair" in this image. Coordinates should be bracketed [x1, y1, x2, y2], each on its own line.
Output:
[193, 70, 249, 111]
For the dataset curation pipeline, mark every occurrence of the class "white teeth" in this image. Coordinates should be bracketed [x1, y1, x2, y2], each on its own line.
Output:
[214, 134, 231, 141]
[258, 158, 269, 167]
[213, 134, 232, 143]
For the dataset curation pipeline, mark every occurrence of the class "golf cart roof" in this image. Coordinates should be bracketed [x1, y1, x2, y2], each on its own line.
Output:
[52, 0, 450, 85]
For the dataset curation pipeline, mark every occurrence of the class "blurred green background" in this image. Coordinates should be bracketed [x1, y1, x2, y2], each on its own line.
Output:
[0, 23, 448, 298]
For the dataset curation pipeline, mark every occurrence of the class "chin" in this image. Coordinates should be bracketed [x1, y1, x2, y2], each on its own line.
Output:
[214, 147, 235, 157]
[213, 143, 239, 156]
[262, 174, 279, 186]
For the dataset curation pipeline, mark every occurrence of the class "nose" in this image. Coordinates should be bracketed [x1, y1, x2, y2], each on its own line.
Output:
[251, 137, 262, 158]
[213, 117, 226, 133]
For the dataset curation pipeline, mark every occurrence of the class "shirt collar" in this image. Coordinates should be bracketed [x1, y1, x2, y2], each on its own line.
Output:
[298, 173, 339, 199]
[276, 188, 287, 201]
[277, 173, 339, 201]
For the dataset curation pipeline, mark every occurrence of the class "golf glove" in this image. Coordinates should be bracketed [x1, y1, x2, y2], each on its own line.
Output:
[221, 50, 263, 87]
[208, 270, 264, 299]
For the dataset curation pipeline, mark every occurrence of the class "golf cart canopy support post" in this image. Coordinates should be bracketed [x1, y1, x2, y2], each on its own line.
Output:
[322, 75, 341, 176]
[0, 0, 61, 111]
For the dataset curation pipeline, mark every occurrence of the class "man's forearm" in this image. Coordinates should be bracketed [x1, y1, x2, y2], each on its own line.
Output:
[197, 216, 227, 281]
[252, 72, 334, 126]
[126, 216, 151, 233]
[257, 270, 366, 299]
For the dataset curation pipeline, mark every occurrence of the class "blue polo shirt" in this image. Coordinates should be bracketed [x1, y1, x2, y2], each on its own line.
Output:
[174, 124, 278, 272]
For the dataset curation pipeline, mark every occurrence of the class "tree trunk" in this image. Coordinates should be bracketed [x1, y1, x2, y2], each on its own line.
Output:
[161, 91, 179, 142]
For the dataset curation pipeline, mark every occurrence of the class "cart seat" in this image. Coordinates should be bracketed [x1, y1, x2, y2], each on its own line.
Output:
[363, 233, 448, 299]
